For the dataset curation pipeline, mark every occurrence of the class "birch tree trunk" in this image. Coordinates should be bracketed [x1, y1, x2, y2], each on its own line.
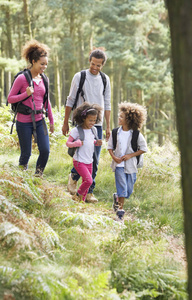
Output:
[166, 1, 192, 297]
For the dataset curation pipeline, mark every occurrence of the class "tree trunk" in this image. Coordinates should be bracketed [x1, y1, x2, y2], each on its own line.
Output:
[0, 68, 5, 106]
[78, 26, 85, 70]
[5, 3, 13, 58]
[23, 0, 32, 40]
[113, 62, 122, 128]
[54, 54, 61, 111]
[141, 89, 147, 140]
[6, 72, 12, 99]
[109, 60, 114, 129]
[166, 1, 192, 298]
[69, 11, 76, 82]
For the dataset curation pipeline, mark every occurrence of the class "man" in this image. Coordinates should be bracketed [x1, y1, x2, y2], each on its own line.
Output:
[62, 48, 111, 203]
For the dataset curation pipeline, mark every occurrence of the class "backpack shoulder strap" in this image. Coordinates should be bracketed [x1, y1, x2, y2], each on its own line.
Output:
[131, 130, 140, 164]
[23, 69, 33, 87]
[91, 126, 98, 140]
[41, 73, 49, 103]
[41, 73, 49, 116]
[99, 71, 107, 95]
[112, 127, 119, 150]
[131, 130, 139, 152]
[72, 70, 86, 110]
[77, 125, 85, 141]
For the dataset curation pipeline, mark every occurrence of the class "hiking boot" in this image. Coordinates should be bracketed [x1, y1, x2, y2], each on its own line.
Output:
[67, 174, 77, 195]
[113, 193, 119, 212]
[85, 193, 98, 203]
[34, 168, 43, 177]
[19, 164, 28, 171]
[116, 209, 125, 222]
[72, 193, 84, 203]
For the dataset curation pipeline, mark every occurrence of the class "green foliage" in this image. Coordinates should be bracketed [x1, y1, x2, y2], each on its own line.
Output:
[110, 237, 187, 298]
[0, 0, 176, 144]
[0, 109, 187, 299]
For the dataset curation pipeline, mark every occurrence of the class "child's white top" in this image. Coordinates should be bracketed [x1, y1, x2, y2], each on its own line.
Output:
[116, 129, 131, 167]
[107, 126, 148, 174]
[70, 127, 95, 164]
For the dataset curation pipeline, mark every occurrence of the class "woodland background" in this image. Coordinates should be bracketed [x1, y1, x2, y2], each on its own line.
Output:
[0, 1, 189, 299]
[0, 0, 174, 145]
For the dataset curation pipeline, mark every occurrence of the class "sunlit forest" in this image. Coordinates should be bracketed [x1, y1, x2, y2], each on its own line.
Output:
[1, 0, 175, 145]
[0, 0, 189, 299]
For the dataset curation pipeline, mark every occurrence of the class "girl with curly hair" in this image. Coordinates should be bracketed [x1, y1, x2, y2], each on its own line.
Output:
[8, 39, 54, 177]
[108, 102, 148, 222]
[66, 102, 103, 203]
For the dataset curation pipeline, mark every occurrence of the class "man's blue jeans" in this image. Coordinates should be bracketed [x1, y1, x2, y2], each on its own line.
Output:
[71, 126, 102, 194]
[16, 119, 50, 170]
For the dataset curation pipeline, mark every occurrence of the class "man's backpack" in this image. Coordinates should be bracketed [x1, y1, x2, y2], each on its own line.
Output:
[71, 70, 107, 111]
[112, 127, 141, 165]
[7, 69, 49, 141]
[68, 125, 98, 158]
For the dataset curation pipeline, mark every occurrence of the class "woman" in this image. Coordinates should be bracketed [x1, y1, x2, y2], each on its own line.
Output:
[8, 39, 54, 177]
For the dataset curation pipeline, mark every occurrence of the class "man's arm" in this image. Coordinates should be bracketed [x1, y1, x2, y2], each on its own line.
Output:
[104, 110, 111, 141]
[62, 106, 72, 136]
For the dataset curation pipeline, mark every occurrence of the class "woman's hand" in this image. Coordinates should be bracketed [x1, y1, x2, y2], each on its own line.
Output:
[26, 86, 34, 96]
[50, 124, 54, 133]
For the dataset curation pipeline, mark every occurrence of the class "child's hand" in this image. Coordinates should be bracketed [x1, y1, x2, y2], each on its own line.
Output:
[122, 154, 132, 161]
[95, 139, 102, 146]
[75, 139, 83, 147]
[113, 156, 123, 164]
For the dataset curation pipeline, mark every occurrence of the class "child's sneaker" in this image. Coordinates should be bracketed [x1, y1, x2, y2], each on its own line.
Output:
[72, 193, 84, 203]
[113, 193, 119, 212]
[116, 209, 125, 222]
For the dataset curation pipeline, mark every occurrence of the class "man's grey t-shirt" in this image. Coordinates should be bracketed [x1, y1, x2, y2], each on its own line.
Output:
[66, 69, 111, 126]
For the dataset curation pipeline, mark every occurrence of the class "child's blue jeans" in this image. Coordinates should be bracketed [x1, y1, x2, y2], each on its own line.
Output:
[115, 167, 137, 198]
[16, 119, 50, 170]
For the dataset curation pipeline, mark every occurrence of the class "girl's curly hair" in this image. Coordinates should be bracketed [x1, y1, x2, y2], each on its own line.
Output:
[22, 39, 50, 64]
[119, 102, 147, 130]
[73, 102, 103, 125]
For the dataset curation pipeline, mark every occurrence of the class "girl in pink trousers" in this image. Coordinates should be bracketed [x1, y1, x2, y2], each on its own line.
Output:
[66, 102, 102, 202]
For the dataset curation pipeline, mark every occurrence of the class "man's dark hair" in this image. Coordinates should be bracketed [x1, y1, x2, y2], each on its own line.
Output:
[89, 48, 107, 65]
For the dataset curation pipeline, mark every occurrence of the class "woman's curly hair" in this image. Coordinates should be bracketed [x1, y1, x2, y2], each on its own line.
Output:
[73, 102, 103, 125]
[22, 39, 50, 64]
[119, 102, 147, 130]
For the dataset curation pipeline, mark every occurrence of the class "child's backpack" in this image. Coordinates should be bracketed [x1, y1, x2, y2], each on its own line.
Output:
[7, 69, 49, 141]
[70, 70, 107, 111]
[112, 127, 141, 165]
[68, 125, 98, 158]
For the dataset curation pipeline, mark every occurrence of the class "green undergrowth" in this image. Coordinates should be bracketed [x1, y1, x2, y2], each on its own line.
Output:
[0, 106, 187, 299]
